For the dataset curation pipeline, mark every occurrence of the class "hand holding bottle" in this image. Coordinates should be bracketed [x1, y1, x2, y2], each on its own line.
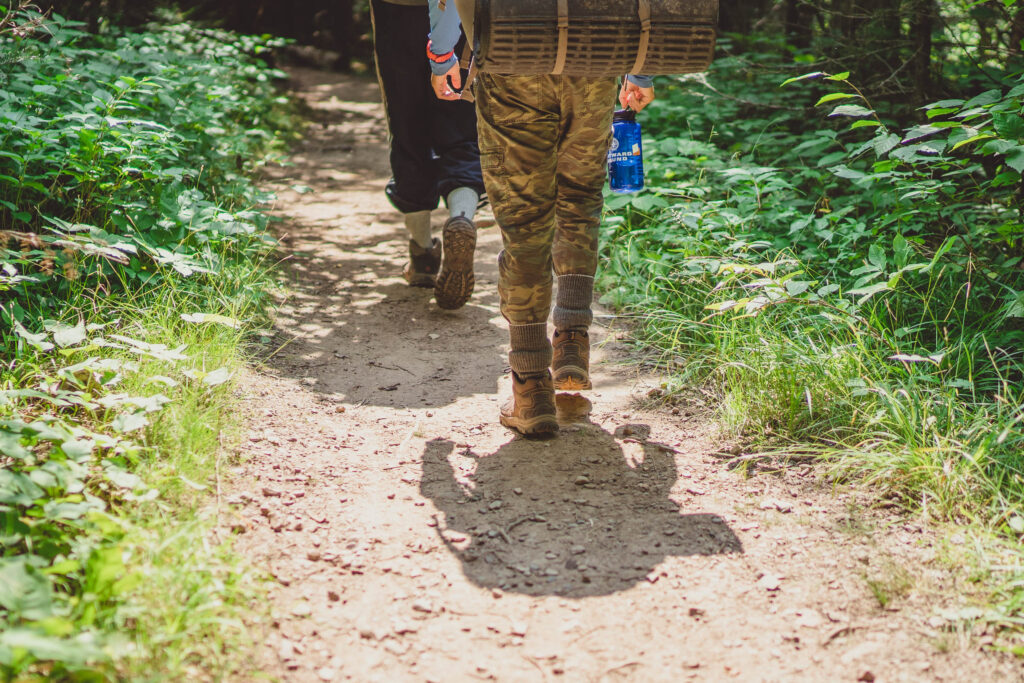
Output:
[619, 81, 655, 112]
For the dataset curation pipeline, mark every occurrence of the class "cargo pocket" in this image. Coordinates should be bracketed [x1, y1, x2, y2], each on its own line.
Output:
[478, 146, 509, 220]
[479, 147, 503, 172]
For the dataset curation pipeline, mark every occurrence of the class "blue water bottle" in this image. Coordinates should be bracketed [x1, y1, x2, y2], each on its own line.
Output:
[608, 108, 644, 193]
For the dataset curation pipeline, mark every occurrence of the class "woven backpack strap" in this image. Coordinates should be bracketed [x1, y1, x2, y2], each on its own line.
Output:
[552, 0, 569, 75]
[631, 0, 652, 76]
[459, 42, 477, 103]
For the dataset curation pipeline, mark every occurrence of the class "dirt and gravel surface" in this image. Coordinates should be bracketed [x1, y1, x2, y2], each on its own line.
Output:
[221, 68, 1023, 682]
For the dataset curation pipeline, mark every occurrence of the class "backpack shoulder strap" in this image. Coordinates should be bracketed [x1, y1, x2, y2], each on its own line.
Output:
[631, 0, 652, 75]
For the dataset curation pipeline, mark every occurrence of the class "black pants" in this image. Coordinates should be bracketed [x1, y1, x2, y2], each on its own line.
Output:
[370, 0, 484, 214]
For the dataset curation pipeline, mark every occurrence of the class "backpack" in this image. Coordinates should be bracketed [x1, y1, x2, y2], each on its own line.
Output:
[473, 0, 718, 76]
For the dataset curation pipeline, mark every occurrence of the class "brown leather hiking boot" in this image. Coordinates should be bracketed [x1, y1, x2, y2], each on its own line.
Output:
[552, 329, 592, 390]
[403, 237, 441, 287]
[499, 371, 558, 436]
[434, 215, 476, 309]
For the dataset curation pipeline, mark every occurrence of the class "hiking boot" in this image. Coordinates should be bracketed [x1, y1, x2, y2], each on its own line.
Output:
[552, 329, 592, 390]
[499, 371, 558, 436]
[403, 237, 441, 287]
[434, 215, 476, 309]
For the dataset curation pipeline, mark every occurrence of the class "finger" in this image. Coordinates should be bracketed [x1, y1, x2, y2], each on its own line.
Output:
[449, 68, 462, 91]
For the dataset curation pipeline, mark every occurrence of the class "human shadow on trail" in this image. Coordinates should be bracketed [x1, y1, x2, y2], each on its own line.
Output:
[420, 423, 743, 598]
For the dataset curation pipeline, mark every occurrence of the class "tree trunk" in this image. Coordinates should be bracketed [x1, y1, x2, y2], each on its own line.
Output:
[1011, 5, 1024, 57]
[908, 0, 935, 107]
[784, 0, 816, 49]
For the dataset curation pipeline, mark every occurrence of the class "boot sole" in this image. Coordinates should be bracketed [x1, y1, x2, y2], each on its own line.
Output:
[553, 366, 592, 391]
[500, 412, 559, 436]
[435, 220, 476, 310]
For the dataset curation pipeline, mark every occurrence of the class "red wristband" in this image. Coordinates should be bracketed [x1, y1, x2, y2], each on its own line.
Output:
[426, 40, 455, 64]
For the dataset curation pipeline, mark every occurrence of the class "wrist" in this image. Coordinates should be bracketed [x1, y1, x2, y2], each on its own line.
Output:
[427, 38, 457, 76]
[429, 56, 458, 76]
[425, 39, 454, 63]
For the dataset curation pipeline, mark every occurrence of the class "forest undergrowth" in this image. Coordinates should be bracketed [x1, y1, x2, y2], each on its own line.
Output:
[0, 7, 294, 679]
[600, 30, 1024, 638]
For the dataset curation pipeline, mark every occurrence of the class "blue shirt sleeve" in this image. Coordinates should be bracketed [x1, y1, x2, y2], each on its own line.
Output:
[427, 0, 461, 76]
[627, 75, 653, 88]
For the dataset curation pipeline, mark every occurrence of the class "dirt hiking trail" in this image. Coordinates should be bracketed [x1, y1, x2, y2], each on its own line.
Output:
[224, 68, 1022, 682]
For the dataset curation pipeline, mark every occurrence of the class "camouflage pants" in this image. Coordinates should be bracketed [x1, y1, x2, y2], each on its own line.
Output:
[475, 72, 617, 326]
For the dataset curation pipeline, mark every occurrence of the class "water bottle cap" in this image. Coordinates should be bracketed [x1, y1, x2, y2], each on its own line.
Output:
[613, 108, 636, 123]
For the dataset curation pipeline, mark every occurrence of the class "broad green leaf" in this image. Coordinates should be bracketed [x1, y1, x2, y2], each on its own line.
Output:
[0, 559, 54, 620]
[850, 120, 882, 130]
[1005, 291, 1024, 318]
[780, 71, 824, 86]
[0, 628, 103, 666]
[925, 107, 959, 119]
[902, 125, 943, 143]
[846, 282, 891, 301]
[817, 284, 840, 297]
[893, 234, 912, 268]
[815, 92, 856, 106]
[826, 71, 850, 81]
[202, 367, 232, 387]
[0, 469, 45, 506]
[630, 194, 668, 212]
[785, 281, 810, 296]
[994, 113, 1024, 140]
[60, 439, 94, 460]
[964, 89, 1002, 107]
[704, 300, 738, 312]
[13, 321, 54, 352]
[951, 133, 994, 151]
[868, 244, 887, 270]
[924, 99, 965, 109]
[47, 321, 88, 348]
[103, 464, 142, 491]
[873, 132, 901, 157]
[829, 104, 873, 118]
[0, 431, 31, 459]
[829, 165, 866, 180]
[1004, 145, 1024, 173]
[111, 412, 149, 433]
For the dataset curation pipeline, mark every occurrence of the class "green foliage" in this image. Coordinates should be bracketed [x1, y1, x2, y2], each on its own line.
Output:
[600, 50, 1024, 534]
[0, 9, 290, 678]
[0, 9, 290, 323]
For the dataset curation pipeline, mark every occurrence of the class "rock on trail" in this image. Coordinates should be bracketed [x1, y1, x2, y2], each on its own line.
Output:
[222, 68, 1020, 682]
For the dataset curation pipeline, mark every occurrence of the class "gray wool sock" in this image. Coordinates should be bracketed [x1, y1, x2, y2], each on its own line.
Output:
[447, 187, 479, 221]
[552, 274, 594, 331]
[508, 322, 552, 376]
[404, 210, 433, 249]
